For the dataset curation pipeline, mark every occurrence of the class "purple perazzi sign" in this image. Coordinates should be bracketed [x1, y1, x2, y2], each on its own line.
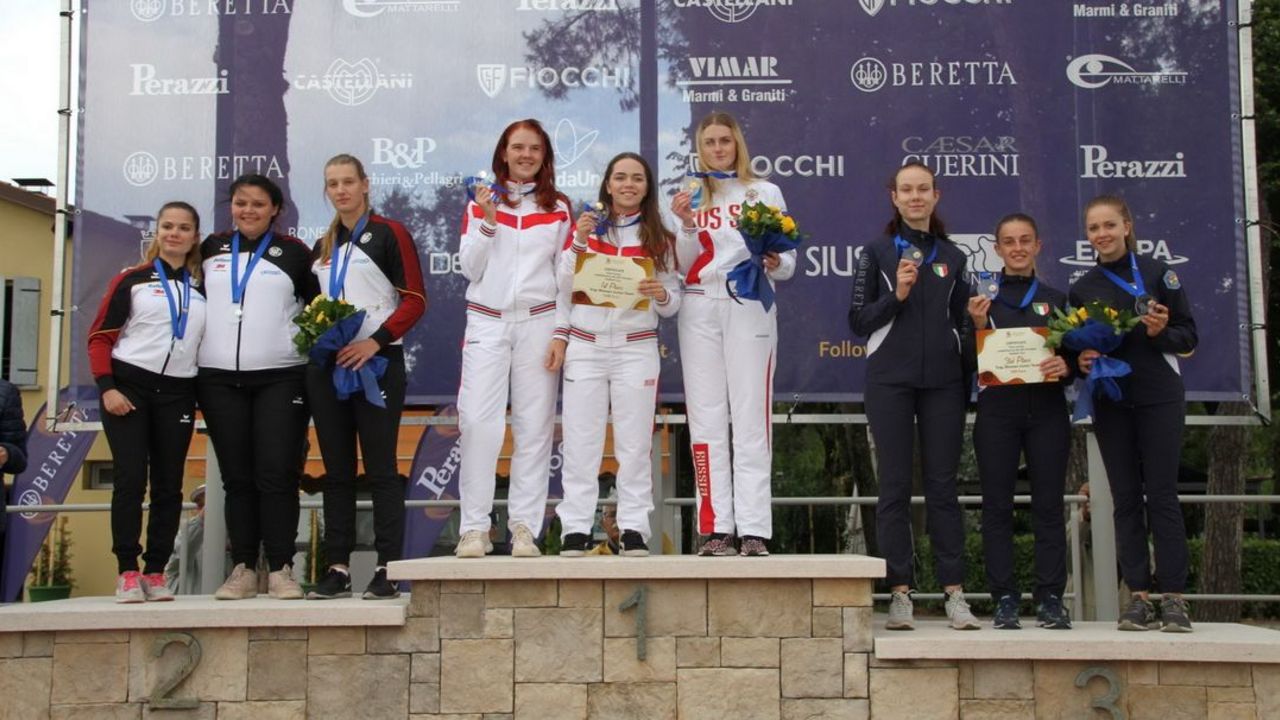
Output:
[1, 399, 98, 602]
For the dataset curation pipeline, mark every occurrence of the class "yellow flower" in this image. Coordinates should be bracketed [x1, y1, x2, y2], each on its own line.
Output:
[1074, 307, 1088, 322]
[746, 210, 759, 222]
[781, 216, 796, 234]
[768, 205, 780, 214]
[316, 312, 326, 324]
[1105, 307, 1118, 320]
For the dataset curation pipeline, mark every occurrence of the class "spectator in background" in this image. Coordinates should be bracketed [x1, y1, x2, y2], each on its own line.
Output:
[0, 379, 29, 567]
[165, 485, 207, 594]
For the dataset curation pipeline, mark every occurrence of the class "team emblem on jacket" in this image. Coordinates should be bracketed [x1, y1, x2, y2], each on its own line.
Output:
[931, 263, 949, 278]
[360, 232, 373, 244]
[1032, 302, 1050, 316]
[1163, 270, 1180, 289]
[745, 188, 759, 202]
[268, 246, 283, 257]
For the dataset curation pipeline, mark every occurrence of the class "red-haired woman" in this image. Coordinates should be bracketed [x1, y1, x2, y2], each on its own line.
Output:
[456, 119, 573, 558]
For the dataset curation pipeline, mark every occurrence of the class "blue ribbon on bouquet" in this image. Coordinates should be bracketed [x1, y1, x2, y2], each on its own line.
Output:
[726, 228, 802, 312]
[1060, 317, 1132, 422]
[307, 309, 388, 408]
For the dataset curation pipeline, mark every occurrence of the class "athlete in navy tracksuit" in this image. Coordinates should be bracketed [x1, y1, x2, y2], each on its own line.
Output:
[306, 154, 426, 600]
[1070, 195, 1197, 633]
[848, 162, 978, 630]
[198, 175, 320, 600]
[89, 201, 207, 603]
[966, 213, 1072, 630]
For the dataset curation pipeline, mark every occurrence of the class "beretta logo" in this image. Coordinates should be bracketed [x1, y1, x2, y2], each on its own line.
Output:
[123, 151, 284, 187]
[476, 63, 630, 99]
[132, 0, 293, 21]
[860, 0, 1012, 16]
[130, 64, 229, 96]
[671, 0, 792, 24]
[1066, 54, 1187, 89]
[343, 0, 460, 16]
[1080, 145, 1186, 179]
[852, 56, 1015, 92]
[679, 56, 791, 103]
[293, 58, 414, 107]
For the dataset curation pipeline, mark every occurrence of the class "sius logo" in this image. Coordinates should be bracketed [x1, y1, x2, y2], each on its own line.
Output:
[122, 151, 284, 186]
[860, 0, 1012, 16]
[1066, 54, 1187, 89]
[372, 137, 437, 169]
[130, 64, 229, 96]
[344, 0, 460, 15]
[1080, 145, 1186, 179]
[1060, 239, 1189, 267]
[516, 0, 619, 9]
[476, 63, 630, 99]
[131, 0, 292, 20]
[293, 58, 413, 106]
[672, 0, 792, 24]
[751, 154, 845, 178]
[902, 136, 1020, 177]
[852, 56, 1016, 92]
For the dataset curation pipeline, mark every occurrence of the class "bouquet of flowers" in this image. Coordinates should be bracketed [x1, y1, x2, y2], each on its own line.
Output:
[727, 201, 803, 311]
[1044, 300, 1142, 419]
[293, 296, 386, 407]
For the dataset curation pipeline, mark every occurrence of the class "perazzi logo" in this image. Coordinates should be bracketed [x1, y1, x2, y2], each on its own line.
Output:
[130, 64, 229, 96]
[1080, 145, 1186, 179]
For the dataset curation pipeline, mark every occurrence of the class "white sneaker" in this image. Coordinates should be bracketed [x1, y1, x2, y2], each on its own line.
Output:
[214, 563, 258, 600]
[886, 590, 914, 630]
[511, 524, 541, 557]
[946, 589, 981, 630]
[141, 573, 174, 602]
[455, 530, 493, 558]
[268, 565, 304, 600]
[115, 571, 145, 604]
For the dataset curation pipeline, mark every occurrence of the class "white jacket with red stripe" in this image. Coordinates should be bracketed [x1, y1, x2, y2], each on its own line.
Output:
[673, 176, 795, 300]
[459, 182, 573, 325]
[554, 214, 682, 343]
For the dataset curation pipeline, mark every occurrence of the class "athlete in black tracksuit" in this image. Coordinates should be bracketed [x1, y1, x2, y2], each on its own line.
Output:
[970, 271, 1072, 627]
[198, 180, 319, 594]
[1069, 239, 1196, 630]
[849, 218, 971, 617]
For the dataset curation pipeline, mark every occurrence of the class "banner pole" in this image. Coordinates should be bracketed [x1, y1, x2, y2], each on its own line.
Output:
[46, 0, 75, 429]
[1238, 0, 1271, 421]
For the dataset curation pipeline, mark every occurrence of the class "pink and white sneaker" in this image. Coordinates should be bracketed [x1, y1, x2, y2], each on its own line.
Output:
[115, 571, 145, 604]
[141, 573, 174, 602]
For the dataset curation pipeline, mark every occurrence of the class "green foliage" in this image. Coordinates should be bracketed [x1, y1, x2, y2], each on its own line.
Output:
[1255, 0, 1280, 217]
[30, 517, 74, 588]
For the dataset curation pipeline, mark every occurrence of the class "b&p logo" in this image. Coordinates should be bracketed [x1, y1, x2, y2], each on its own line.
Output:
[130, 0, 165, 21]
[372, 137, 437, 170]
[123, 151, 160, 187]
[850, 58, 888, 93]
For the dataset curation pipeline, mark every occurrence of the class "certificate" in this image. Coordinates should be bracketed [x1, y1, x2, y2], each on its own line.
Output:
[572, 253, 655, 311]
[976, 327, 1054, 387]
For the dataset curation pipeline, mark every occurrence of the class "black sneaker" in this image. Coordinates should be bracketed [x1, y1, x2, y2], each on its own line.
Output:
[306, 567, 352, 600]
[993, 594, 1021, 630]
[620, 530, 649, 557]
[561, 533, 592, 557]
[363, 567, 400, 600]
[1160, 595, 1193, 633]
[1036, 594, 1072, 630]
[1118, 595, 1157, 631]
[738, 536, 769, 557]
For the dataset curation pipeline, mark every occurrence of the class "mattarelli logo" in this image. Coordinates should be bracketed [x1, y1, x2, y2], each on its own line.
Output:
[1066, 54, 1187, 89]
[293, 58, 414, 106]
[859, 0, 1012, 16]
[678, 56, 791, 104]
[123, 151, 284, 187]
[131, 0, 293, 21]
[343, 0, 460, 16]
[672, 0, 792, 24]
[476, 64, 629, 99]
[852, 56, 1016, 93]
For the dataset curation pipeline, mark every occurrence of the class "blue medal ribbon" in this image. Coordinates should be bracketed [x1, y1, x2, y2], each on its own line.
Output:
[152, 259, 191, 340]
[893, 234, 937, 265]
[596, 211, 642, 235]
[686, 170, 737, 180]
[995, 275, 1039, 310]
[230, 230, 274, 310]
[328, 214, 368, 300]
[1097, 251, 1146, 300]
[464, 176, 507, 204]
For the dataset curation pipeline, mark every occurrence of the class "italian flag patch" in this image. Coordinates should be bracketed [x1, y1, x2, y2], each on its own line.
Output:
[931, 263, 949, 278]
[1032, 302, 1050, 316]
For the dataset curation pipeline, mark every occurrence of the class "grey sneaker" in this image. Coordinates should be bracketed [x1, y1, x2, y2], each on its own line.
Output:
[115, 571, 145, 604]
[455, 530, 493, 558]
[511, 524, 541, 557]
[1160, 595, 1193, 633]
[1118, 595, 1157, 631]
[214, 563, 258, 600]
[945, 589, 981, 630]
[268, 565, 304, 600]
[886, 590, 915, 630]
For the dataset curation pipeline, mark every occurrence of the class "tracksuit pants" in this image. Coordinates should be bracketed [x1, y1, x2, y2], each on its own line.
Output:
[1092, 399, 1189, 593]
[557, 334, 659, 541]
[866, 381, 966, 588]
[102, 361, 195, 575]
[974, 389, 1069, 602]
[306, 347, 407, 567]
[457, 313, 558, 535]
[197, 367, 309, 571]
[678, 294, 776, 539]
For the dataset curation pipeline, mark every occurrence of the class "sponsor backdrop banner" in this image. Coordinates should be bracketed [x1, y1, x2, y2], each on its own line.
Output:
[73, 0, 1248, 402]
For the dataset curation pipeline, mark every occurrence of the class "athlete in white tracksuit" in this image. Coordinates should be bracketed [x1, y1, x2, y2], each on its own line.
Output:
[553, 154, 683, 554]
[456, 120, 572, 557]
[671, 113, 794, 555]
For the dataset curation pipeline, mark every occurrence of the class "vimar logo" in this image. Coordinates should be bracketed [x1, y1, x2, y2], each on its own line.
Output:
[476, 63, 629, 99]
[130, 0, 164, 21]
[293, 58, 414, 107]
[123, 151, 160, 187]
[672, 0, 792, 24]
[1066, 54, 1187, 89]
[343, 0, 460, 16]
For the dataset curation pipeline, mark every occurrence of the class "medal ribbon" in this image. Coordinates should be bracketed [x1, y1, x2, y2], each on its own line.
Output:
[329, 214, 368, 300]
[686, 170, 737, 180]
[1098, 251, 1146, 300]
[995, 275, 1040, 310]
[152, 259, 191, 340]
[230, 230, 274, 307]
[893, 235, 937, 265]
